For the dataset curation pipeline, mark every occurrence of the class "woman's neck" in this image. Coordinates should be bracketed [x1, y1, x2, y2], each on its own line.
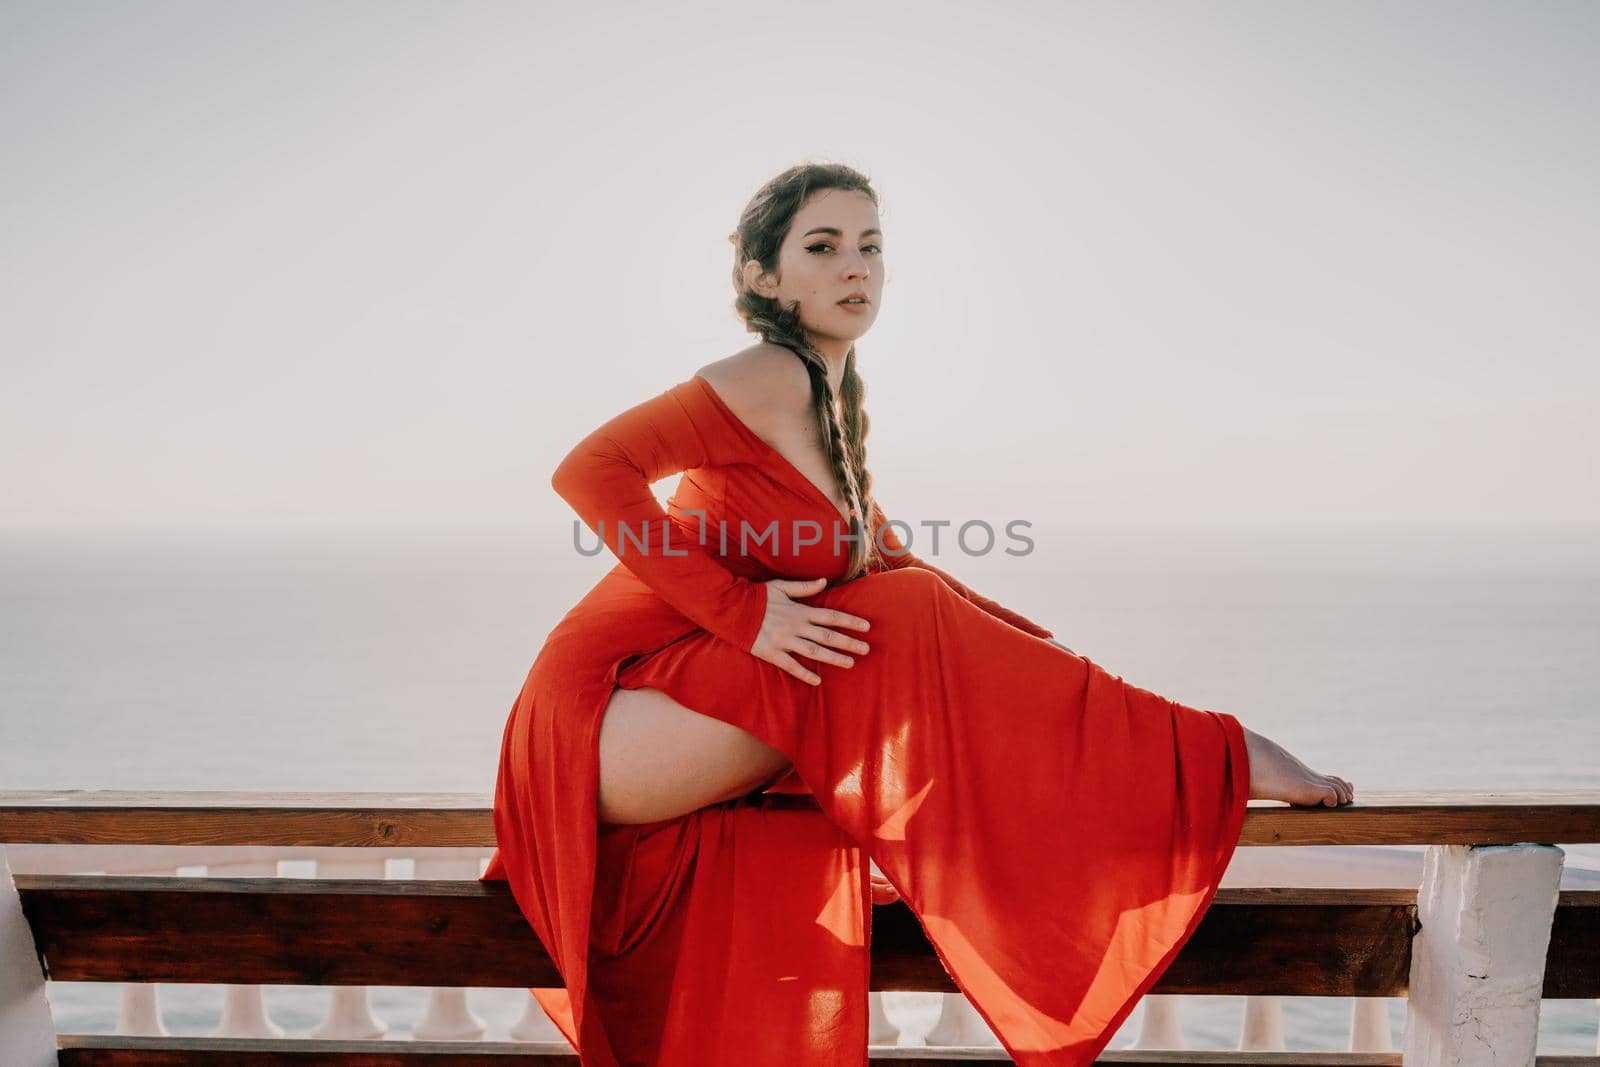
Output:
[805, 337, 849, 395]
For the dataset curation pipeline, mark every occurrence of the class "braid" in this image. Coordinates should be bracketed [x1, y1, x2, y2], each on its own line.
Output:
[840, 347, 876, 554]
[728, 162, 883, 581]
[737, 301, 877, 579]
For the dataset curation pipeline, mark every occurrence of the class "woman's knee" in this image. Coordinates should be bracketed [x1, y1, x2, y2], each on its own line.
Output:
[825, 564, 946, 630]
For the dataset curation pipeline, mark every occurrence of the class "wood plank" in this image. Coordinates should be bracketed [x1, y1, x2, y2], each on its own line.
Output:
[52, 1037, 1600, 1066]
[19, 875, 561, 988]
[57, 1037, 582, 1066]
[0, 790, 496, 848]
[1544, 888, 1600, 998]
[18, 877, 1419, 995]
[4, 789, 1600, 847]
[52, 1034, 1418, 1065]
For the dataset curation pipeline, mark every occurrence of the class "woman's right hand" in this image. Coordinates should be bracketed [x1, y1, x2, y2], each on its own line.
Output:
[750, 577, 872, 686]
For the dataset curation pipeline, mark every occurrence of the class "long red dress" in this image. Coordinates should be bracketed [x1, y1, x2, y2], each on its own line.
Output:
[479, 372, 1251, 1066]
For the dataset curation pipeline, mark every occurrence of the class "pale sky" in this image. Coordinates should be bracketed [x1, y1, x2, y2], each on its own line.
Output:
[3, 0, 1596, 533]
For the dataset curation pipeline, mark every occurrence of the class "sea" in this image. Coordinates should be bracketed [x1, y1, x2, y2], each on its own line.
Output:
[2, 519, 1597, 1052]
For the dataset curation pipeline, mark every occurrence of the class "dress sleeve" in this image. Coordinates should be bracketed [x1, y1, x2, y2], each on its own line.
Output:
[550, 378, 770, 652]
[870, 501, 1057, 640]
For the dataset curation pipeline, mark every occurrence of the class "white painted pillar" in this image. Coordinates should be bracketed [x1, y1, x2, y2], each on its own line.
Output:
[1351, 997, 1395, 1051]
[509, 991, 568, 1041]
[115, 983, 167, 1037]
[924, 992, 1000, 1046]
[0, 847, 56, 1067]
[208, 860, 284, 1038]
[1403, 843, 1564, 1067]
[1240, 994, 1286, 1050]
[867, 991, 900, 1045]
[309, 855, 388, 1039]
[411, 855, 485, 1041]
[1131, 994, 1185, 1049]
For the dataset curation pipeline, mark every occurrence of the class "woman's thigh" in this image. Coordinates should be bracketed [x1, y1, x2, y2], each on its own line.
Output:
[597, 685, 793, 826]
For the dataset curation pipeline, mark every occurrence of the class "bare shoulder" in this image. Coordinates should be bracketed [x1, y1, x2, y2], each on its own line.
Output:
[694, 344, 810, 441]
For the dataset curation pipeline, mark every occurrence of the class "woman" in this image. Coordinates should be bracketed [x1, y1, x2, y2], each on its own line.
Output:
[480, 162, 1353, 1067]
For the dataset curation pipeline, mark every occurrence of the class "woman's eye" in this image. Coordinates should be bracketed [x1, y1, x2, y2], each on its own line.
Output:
[806, 243, 884, 255]
[806, 243, 833, 254]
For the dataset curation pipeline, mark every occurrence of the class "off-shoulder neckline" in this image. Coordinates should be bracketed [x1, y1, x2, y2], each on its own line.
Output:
[690, 373, 853, 526]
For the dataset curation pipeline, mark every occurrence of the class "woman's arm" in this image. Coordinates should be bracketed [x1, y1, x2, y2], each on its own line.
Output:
[550, 378, 769, 652]
[870, 501, 1058, 640]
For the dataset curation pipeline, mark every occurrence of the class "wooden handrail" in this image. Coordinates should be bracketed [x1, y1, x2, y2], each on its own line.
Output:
[43, 1038, 1600, 1065]
[14, 876, 1432, 996]
[13, 872, 1600, 999]
[48, 1034, 1439, 1066]
[4, 789, 1600, 847]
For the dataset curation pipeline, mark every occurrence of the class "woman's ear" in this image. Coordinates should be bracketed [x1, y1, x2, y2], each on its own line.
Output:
[742, 258, 776, 298]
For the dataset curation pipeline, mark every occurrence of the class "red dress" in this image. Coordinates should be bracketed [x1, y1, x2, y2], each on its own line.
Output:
[479, 373, 1251, 1066]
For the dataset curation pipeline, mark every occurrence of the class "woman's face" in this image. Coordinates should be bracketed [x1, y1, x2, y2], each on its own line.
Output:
[746, 188, 884, 348]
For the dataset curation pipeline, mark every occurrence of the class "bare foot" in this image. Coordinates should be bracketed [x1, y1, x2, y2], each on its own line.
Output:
[1242, 726, 1354, 808]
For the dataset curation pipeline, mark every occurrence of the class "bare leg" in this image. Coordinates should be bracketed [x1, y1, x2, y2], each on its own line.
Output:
[597, 685, 793, 826]
[598, 686, 1352, 823]
[1242, 725, 1355, 807]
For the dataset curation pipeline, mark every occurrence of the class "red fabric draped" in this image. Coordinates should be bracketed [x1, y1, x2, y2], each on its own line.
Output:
[480, 373, 1250, 1065]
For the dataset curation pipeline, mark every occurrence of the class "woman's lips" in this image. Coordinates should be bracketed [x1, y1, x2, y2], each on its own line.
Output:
[838, 300, 869, 313]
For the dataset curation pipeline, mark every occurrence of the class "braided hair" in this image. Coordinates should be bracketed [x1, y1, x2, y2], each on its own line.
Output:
[728, 163, 881, 581]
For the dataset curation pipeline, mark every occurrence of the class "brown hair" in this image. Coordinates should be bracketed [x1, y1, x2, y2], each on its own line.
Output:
[728, 162, 881, 580]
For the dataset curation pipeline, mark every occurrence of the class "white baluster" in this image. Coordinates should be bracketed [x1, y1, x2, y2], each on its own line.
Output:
[1131, 994, 1185, 1049]
[308, 855, 388, 1039]
[1349, 997, 1394, 1051]
[924, 992, 999, 1046]
[116, 983, 168, 1037]
[510, 990, 569, 1042]
[1403, 843, 1564, 1067]
[414, 987, 485, 1041]
[411, 855, 485, 1040]
[1239, 995, 1285, 1051]
[208, 860, 284, 1038]
[868, 991, 900, 1045]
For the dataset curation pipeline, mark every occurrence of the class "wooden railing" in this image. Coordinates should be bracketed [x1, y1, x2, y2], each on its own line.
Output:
[2, 789, 1599, 1065]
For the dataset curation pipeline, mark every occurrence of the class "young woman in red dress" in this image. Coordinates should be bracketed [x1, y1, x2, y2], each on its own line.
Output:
[481, 162, 1354, 1067]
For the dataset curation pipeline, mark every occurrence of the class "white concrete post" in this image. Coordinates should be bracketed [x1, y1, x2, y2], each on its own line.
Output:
[0, 847, 56, 1067]
[115, 983, 167, 1037]
[411, 855, 485, 1041]
[1351, 997, 1395, 1051]
[924, 992, 1000, 1046]
[867, 991, 900, 1045]
[1240, 994, 1286, 1050]
[1403, 843, 1564, 1067]
[1131, 994, 1186, 1049]
[308, 855, 388, 1040]
[509, 991, 568, 1042]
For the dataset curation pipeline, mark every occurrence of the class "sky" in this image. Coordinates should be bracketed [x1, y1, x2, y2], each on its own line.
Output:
[2, 0, 1596, 534]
